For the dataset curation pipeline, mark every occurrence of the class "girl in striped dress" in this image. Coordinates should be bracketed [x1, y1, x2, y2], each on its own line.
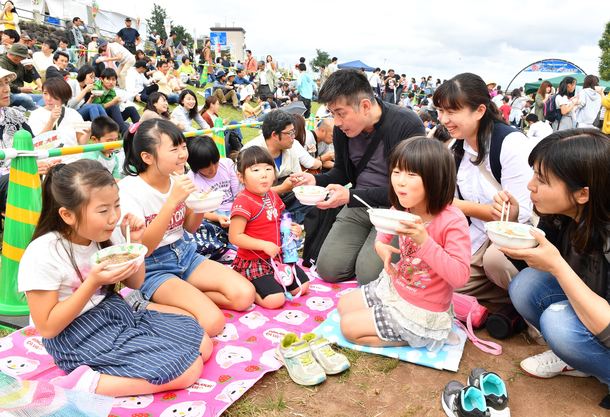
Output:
[18, 159, 212, 397]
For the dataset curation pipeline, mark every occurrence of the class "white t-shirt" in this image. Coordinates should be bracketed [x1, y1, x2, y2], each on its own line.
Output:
[108, 42, 134, 65]
[555, 94, 575, 117]
[28, 107, 84, 163]
[304, 130, 317, 156]
[125, 67, 151, 97]
[491, 94, 504, 108]
[118, 175, 186, 249]
[368, 73, 380, 88]
[28, 107, 83, 140]
[258, 71, 268, 85]
[32, 51, 54, 75]
[152, 70, 171, 95]
[18, 229, 125, 317]
[527, 121, 553, 142]
[292, 140, 317, 169]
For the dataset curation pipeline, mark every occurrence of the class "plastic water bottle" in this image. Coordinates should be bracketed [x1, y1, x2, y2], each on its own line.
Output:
[280, 212, 298, 264]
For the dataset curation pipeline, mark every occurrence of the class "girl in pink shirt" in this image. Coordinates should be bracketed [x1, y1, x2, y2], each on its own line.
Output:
[338, 137, 471, 351]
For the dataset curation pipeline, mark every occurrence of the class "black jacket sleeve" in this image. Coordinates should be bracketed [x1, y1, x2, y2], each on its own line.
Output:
[314, 131, 350, 187]
[348, 107, 425, 208]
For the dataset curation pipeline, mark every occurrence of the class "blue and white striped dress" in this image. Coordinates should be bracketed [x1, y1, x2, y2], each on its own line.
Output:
[44, 293, 203, 384]
[18, 231, 204, 385]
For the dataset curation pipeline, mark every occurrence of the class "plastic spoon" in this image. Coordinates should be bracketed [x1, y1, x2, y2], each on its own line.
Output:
[353, 194, 374, 211]
[126, 224, 131, 245]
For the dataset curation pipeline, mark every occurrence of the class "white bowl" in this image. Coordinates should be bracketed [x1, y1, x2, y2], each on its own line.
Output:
[185, 190, 224, 213]
[91, 90, 104, 97]
[368, 208, 420, 235]
[71, 121, 91, 132]
[90, 243, 147, 271]
[293, 185, 328, 205]
[485, 221, 545, 249]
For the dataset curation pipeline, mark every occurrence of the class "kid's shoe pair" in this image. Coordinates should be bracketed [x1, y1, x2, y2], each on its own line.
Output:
[442, 368, 510, 417]
[276, 333, 350, 386]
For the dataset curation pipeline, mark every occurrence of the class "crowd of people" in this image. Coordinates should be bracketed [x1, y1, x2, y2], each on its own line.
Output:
[0, 10, 607, 414]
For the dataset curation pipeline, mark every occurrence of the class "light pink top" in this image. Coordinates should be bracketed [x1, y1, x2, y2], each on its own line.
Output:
[377, 205, 471, 312]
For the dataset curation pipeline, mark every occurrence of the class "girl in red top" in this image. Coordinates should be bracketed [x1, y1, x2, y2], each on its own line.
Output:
[229, 146, 310, 309]
[338, 137, 471, 351]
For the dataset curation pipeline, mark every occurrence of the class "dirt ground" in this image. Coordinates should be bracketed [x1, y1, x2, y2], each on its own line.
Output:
[225, 328, 609, 417]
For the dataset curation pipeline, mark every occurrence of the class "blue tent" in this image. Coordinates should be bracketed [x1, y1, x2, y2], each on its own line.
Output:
[337, 60, 376, 72]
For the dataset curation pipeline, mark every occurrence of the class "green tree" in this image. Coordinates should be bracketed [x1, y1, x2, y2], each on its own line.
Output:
[145, 4, 193, 48]
[171, 25, 194, 49]
[599, 21, 610, 80]
[145, 3, 167, 39]
[310, 49, 331, 72]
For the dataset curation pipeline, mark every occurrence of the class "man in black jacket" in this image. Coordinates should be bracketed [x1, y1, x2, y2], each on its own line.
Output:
[299, 69, 425, 284]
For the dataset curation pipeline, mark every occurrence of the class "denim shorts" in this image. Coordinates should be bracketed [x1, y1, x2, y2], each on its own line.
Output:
[141, 234, 208, 300]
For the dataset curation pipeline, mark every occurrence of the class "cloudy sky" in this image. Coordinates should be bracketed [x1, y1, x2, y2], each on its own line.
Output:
[101, 0, 607, 88]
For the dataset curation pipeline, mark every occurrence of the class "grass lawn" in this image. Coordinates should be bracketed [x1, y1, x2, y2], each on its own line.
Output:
[186, 84, 321, 144]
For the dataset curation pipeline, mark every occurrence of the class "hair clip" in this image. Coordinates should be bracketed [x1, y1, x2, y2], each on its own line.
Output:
[128, 122, 141, 135]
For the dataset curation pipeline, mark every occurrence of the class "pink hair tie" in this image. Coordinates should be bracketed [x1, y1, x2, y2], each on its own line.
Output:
[128, 122, 141, 134]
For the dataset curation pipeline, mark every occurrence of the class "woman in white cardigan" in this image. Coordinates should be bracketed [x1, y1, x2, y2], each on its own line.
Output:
[170, 89, 209, 132]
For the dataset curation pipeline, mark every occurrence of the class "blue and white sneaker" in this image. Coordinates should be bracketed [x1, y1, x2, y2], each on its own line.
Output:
[442, 380, 490, 417]
[468, 368, 510, 416]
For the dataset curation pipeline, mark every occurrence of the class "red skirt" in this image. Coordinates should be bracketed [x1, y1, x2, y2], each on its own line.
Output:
[232, 256, 273, 281]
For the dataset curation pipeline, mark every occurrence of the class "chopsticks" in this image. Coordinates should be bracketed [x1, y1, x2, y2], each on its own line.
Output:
[500, 201, 511, 222]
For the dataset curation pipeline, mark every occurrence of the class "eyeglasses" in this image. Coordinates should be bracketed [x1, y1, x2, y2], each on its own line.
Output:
[279, 130, 296, 137]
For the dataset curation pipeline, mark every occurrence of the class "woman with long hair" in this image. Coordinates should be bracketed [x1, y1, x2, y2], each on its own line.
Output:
[502, 129, 610, 409]
[433, 72, 535, 302]
[534, 80, 552, 121]
[141, 92, 171, 122]
[554, 76, 578, 131]
[200, 96, 221, 127]
[0, 1, 19, 34]
[171, 89, 209, 132]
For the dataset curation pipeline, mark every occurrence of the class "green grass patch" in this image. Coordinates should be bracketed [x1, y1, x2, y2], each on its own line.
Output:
[261, 393, 287, 412]
[224, 397, 264, 417]
[372, 356, 400, 374]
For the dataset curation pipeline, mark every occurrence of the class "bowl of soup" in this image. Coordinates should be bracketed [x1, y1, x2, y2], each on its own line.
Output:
[90, 243, 147, 271]
[293, 185, 329, 205]
[368, 209, 421, 235]
[485, 221, 545, 249]
[185, 190, 224, 213]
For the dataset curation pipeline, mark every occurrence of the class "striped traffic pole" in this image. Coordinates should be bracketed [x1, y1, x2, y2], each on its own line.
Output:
[0, 130, 41, 315]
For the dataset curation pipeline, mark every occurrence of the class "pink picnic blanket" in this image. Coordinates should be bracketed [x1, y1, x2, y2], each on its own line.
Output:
[0, 269, 357, 417]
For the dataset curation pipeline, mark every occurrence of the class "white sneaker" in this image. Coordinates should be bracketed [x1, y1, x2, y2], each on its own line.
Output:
[526, 324, 547, 346]
[520, 350, 589, 378]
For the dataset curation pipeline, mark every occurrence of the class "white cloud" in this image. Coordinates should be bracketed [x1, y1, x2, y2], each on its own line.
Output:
[102, 0, 606, 86]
